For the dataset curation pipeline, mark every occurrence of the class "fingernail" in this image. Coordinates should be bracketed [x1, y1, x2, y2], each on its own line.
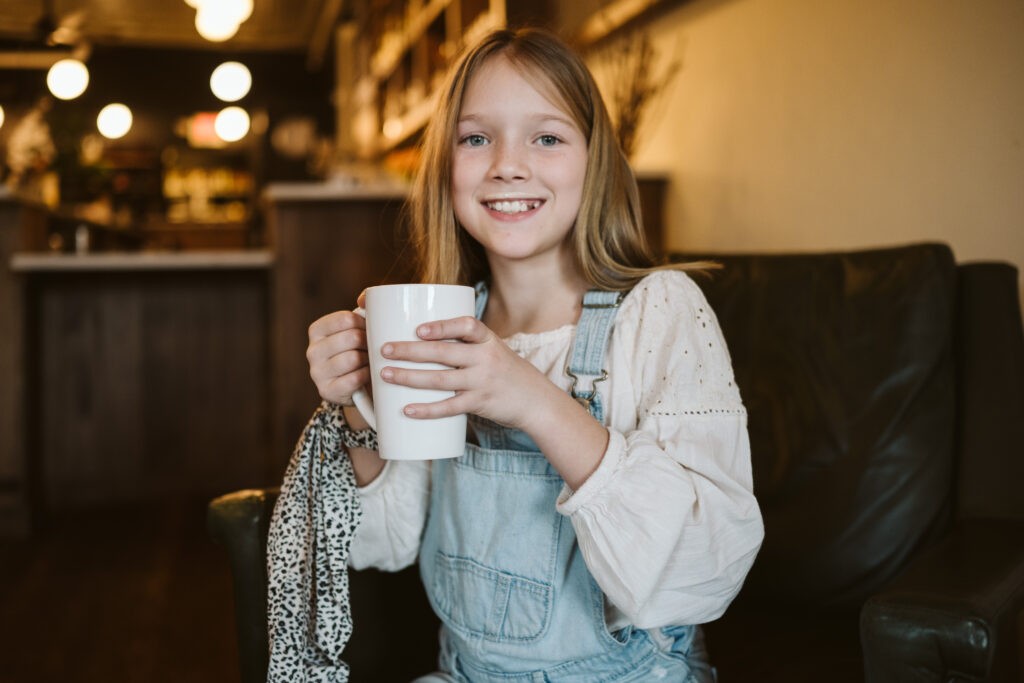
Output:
[404, 405, 417, 416]
[381, 368, 393, 380]
[417, 324, 431, 337]
[381, 343, 393, 356]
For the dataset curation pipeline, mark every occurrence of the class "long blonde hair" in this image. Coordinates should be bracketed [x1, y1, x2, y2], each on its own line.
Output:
[409, 27, 706, 290]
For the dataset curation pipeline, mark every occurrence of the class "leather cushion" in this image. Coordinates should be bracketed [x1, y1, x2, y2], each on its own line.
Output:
[674, 243, 957, 607]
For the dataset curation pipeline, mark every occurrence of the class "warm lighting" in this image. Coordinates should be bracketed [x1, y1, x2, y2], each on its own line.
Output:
[195, 6, 240, 42]
[193, 0, 253, 42]
[46, 59, 89, 100]
[0, 105, 5, 130]
[97, 103, 133, 139]
[382, 118, 403, 140]
[214, 106, 250, 142]
[210, 61, 251, 102]
[224, 0, 253, 24]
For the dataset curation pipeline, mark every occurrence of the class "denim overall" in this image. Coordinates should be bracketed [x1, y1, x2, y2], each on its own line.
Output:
[418, 284, 713, 683]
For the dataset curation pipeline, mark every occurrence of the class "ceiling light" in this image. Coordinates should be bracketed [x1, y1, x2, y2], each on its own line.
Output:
[210, 61, 251, 102]
[97, 103, 133, 139]
[224, 0, 254, 24]
[46, 59, 90, 100]
[214, 106, 250, 142]
[195, 7, 240, 42]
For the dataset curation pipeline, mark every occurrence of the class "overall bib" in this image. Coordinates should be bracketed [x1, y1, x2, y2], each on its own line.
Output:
[418, 284, 713, 683]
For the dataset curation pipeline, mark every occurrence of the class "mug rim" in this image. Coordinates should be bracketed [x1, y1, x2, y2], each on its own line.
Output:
[364, 283, 474, 292]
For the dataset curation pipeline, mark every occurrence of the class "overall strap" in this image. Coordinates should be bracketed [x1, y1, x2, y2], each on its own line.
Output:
[566, 289, 626, 422]
[474, 281, 488, 320]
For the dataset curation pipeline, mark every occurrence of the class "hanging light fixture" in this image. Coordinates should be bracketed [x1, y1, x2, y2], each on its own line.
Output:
[191, 0, 253, 43]
[97, 103, 133, 139]
[195, 6, 240, 42]
[214, 106, 250, 142]
[210, 61, 252, 102]
[46, 59, 90, 100]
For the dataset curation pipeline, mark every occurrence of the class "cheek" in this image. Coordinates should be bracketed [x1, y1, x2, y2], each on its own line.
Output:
[450, 159, 475, 206]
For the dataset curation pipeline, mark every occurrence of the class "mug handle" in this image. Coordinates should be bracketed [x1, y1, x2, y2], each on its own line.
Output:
[351, 307, 377, 430]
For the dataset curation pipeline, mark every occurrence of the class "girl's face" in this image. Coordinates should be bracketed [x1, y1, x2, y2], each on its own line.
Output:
[451, 54, 588, 275]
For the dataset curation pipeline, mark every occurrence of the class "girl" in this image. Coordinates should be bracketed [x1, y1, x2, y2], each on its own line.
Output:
[305, 27, 763, 682]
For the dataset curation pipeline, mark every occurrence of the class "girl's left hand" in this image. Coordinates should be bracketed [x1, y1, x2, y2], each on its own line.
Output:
[377, 315, 559, 431]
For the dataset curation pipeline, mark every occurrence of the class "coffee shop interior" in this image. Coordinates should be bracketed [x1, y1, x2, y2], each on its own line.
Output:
[1, 0, 1022, 681]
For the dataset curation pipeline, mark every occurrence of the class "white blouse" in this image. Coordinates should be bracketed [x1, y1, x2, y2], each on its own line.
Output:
[349, 269, 764, 630]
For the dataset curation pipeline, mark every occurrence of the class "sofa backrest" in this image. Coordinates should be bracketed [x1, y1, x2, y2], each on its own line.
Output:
[953, 262, 1024, 521]
[673, 243, 958, 608]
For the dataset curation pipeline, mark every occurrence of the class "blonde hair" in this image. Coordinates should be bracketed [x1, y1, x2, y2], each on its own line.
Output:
[409, 27, 708, 290]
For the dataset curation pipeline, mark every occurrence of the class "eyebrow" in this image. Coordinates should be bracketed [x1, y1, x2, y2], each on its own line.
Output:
[457, 112, 578, 128]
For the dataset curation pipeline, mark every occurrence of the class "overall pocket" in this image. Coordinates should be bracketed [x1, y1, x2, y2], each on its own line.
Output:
[426, 443, 564, 643]
[432, 553, 553, 642]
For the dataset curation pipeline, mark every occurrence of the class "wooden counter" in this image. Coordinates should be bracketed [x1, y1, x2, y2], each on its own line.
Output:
[264, 181, 413, 463]
[8, 244, 274, 524]
[0, 191, 29, 535]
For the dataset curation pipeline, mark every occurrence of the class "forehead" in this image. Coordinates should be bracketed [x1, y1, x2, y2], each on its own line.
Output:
[461, 53, 573, 120]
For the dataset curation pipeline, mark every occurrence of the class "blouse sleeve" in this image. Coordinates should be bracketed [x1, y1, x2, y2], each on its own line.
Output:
[556, 270, 764, 628]
[348, 459, 431, 571]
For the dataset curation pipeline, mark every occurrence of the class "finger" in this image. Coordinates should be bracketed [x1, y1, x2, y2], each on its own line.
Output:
[381, 339, 468, 367]
[307, 328, 367, 364]
[401, 394, 470, 420]
[416, 316, 490, 343]
[308, 310, 366, 342]
[317, 349, 369, 382]
[356, 289, 367, 309]
[320, 367, 371, 403]
[381, 365, 465, 392]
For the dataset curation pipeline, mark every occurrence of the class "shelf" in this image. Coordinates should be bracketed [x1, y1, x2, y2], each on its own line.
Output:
[343, 0, 552, 159]
[370, 0, 452, 80]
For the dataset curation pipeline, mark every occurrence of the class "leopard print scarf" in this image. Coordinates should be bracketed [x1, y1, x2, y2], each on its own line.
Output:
[266, 401, 363, 682]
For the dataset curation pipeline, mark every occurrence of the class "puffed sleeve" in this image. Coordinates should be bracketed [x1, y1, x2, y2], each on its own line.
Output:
[348, 459, 431, 571]
[556, 270, 764, 628]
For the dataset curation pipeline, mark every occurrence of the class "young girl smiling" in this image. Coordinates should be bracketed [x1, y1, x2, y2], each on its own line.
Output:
[305, 27, 764, 682]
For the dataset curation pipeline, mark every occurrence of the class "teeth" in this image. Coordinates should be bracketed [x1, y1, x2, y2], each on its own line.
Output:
[487, 200, 540, 214]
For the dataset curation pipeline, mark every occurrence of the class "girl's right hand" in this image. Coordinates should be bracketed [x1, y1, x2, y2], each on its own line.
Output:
[306, 306, 370, 406]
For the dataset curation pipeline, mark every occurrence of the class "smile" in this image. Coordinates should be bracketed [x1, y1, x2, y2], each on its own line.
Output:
[484, 199, 543, 214]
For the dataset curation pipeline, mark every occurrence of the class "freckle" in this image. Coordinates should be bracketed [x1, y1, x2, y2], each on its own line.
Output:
[708, 342, 712, 347]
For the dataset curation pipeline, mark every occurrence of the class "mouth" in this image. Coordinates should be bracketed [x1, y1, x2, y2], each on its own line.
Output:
[482, 199, 544, 215]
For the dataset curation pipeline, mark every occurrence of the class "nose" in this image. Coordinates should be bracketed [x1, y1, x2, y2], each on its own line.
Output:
[489, 141, 529, 181]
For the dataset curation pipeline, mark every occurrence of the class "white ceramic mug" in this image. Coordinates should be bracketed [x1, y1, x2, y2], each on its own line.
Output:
[352, 283, 475, 460]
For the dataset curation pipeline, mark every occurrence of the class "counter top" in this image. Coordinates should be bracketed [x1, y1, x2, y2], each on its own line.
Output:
[263, 180, 409, 202]
[9, 249, 274, 273]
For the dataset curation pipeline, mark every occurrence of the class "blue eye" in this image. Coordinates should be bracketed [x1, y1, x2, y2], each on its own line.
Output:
[461, 134, 488, 147]
[538, 135, 560, 146]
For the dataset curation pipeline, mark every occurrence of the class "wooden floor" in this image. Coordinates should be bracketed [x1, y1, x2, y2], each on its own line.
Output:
[0, 497, 239, 683]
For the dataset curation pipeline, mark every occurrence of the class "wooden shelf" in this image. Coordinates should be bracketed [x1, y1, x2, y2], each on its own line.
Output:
[343, 0, 552, 159]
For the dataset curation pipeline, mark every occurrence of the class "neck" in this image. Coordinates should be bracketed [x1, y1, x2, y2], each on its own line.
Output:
[484, 257, 588, 337]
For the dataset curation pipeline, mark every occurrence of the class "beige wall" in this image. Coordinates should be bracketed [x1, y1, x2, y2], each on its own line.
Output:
[590, 0, 1024, 286]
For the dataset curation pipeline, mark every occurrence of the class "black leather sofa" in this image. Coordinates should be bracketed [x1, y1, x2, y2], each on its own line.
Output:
[209, 242, 1024, 681]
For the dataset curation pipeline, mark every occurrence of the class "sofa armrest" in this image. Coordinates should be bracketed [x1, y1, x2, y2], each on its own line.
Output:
[207, 487, 280, 683]
[860, 519, 1024, 682]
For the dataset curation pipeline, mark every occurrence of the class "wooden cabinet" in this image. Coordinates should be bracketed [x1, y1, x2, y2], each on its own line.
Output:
[340, 0, 554, 159]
